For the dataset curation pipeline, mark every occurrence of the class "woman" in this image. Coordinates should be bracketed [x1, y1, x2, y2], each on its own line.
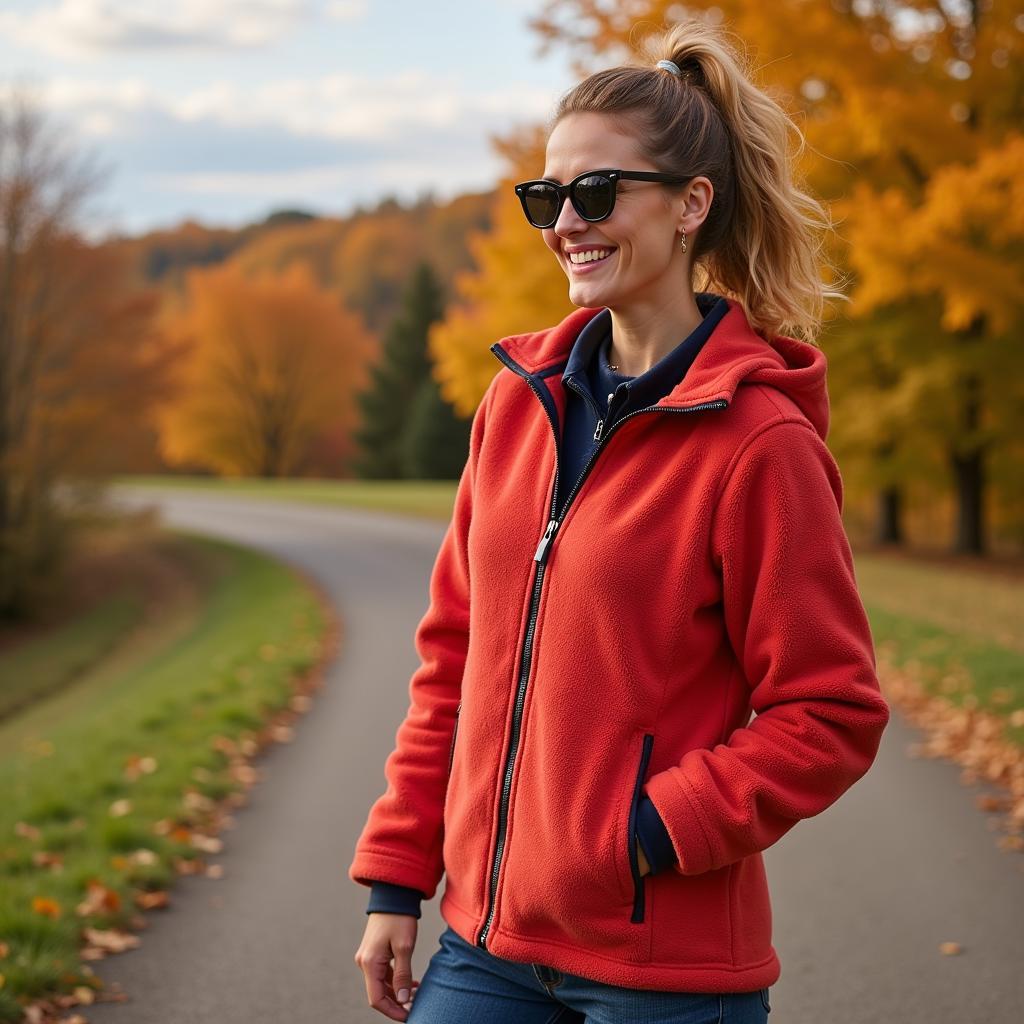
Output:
[351, 16, 890, 1024]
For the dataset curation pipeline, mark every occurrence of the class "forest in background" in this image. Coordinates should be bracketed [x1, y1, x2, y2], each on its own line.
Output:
[2, 0, 1022, 621]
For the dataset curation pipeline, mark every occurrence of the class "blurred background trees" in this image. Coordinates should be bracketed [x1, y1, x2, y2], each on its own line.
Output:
[0, 89, 179, 618]
[2, 1, 1022, 626]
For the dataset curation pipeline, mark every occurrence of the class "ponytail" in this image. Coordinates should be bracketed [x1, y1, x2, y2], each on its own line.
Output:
[548, 17, 848, 345]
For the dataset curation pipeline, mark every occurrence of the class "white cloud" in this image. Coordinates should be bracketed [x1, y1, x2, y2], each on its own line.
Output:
[39, 71, 555, 144]
[0, 0, 321, 57]
[324, 0, 366, 20]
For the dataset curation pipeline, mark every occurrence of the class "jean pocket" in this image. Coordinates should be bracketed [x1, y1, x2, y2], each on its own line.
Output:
[759, 987, 771, 1013]
[625, 732, 655, 924]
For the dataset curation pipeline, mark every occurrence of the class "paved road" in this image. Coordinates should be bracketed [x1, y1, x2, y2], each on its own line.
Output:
[86, 488, 1024, 1024]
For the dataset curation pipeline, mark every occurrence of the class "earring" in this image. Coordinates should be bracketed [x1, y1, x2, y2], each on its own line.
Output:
[680, 228, 687, 254]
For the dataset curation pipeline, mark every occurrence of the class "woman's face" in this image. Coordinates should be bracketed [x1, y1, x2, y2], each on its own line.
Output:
[540, 111, 692, 312]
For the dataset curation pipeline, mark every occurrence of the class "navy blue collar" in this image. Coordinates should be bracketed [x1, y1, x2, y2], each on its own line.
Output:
[562, 291, 730, 411]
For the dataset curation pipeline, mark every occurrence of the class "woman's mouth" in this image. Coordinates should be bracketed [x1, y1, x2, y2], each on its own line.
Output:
[566, 247, 616, 274]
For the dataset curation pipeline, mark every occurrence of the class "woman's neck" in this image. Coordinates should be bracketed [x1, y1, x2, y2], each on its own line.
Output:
[606, 292, 704, 377]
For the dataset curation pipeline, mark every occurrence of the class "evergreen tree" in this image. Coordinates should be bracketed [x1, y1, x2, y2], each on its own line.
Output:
[399, 377, 473, 480]
[350, 261, 443, 478]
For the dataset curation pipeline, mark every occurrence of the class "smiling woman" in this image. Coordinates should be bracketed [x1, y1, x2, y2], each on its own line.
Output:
[351, 13, 889, 1024]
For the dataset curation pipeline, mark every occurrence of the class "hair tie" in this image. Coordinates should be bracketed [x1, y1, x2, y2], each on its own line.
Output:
[655, 59, 682, 76]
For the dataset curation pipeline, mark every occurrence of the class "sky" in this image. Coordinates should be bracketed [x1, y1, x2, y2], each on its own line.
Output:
[0, 0, 578, 240]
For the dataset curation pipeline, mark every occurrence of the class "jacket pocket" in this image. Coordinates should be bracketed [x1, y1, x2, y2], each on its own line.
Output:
[626, 732, 655, 924]
[447, 701, 462, 778]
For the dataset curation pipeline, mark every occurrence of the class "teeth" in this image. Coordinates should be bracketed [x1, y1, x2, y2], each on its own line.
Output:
[568, 249, 612, 264]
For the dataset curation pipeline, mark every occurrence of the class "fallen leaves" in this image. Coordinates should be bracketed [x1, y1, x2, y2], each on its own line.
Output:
[122, 753, 159, 781]
[134, 889, 170, 909]
[879, 649, 1024, 855]
[10, 584, 340, 1024]
[32, 850, 64, 872]
[76, 880, 122, 916]
[31, 896, 61, 918]
[80, 927, 141, 959]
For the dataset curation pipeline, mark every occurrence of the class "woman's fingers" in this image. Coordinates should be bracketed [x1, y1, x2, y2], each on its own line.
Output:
[355, 913, 419, 1021]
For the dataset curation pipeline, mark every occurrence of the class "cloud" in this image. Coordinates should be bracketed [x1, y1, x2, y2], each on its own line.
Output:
[40, 72, 556, 146]
[0, 0, 332, 57]
[34, 70, 555, 233]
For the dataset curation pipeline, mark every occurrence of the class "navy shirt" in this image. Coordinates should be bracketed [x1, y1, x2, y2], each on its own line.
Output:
[367, 292, 731, 918]
[557, 292, 730, 512]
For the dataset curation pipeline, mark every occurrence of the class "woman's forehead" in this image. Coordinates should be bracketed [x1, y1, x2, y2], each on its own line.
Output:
[543, 113, 646, 180]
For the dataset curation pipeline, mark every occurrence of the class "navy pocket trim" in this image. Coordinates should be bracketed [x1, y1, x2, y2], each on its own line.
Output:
[626, 732, 655, 924]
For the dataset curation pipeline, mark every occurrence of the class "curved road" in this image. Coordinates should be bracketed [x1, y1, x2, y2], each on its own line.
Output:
[85, 487, 1024, 1024]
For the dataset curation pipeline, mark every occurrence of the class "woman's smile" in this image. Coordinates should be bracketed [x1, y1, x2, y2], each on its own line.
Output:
[566, 245, 618, 274]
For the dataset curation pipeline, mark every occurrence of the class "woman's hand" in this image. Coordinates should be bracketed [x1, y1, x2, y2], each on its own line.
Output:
[636, 839, 651, 877]
[354, 913, 421, 1021]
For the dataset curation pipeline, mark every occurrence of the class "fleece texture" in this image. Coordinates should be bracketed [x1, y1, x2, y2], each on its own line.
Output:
[364, 295, 729, 920]
[349, 297, 891, 993]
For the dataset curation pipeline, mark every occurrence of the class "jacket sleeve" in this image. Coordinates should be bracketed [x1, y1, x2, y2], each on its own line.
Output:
[347, 377, 496, 899]
[644, 417, 891, 876]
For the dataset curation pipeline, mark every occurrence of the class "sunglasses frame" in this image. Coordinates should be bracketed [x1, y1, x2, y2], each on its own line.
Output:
[514, 168, 692, 228]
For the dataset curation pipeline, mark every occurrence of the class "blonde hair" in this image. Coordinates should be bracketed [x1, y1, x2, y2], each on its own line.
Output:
[546, 17, 849, 345]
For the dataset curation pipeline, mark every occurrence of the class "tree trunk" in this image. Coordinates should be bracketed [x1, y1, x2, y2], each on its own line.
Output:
[876, 487, 904, 545]
[949, 310, 987, 555]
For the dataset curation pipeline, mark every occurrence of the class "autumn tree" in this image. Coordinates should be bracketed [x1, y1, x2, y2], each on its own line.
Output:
[523, 0, 1023, 553]
[158, 261, 374, 478]
[0, 87, 176, 618]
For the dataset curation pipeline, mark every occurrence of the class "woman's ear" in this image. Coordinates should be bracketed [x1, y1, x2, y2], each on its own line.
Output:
[677, 177, 714, 235]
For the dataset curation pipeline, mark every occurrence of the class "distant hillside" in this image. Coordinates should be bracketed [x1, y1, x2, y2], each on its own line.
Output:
[107, 190, 495, 334]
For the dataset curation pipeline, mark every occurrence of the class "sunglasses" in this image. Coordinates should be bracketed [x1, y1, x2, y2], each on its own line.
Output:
[514, 168, 692, 229]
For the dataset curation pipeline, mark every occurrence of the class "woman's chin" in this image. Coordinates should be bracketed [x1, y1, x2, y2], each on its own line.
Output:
[567, 277, 614, 309]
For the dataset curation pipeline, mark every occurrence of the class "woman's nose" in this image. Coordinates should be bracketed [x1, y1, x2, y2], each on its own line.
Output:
[553, 195, 586, 237]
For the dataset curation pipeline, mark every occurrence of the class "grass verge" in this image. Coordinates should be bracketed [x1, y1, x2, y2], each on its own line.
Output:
[0, 519, 337, 1023]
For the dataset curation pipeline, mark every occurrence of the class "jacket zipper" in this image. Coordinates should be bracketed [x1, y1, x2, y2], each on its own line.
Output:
[627, 733, 655, 924]
[476, 345, 727, 949]
[447, 701, 462, 778]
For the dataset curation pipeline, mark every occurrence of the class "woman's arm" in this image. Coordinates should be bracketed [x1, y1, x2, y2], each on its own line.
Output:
[644, 417, 891, 876]
[348, 378, 497, 900]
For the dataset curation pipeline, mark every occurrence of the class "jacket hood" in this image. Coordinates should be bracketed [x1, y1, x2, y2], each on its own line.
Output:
[491, 298, 831, 440]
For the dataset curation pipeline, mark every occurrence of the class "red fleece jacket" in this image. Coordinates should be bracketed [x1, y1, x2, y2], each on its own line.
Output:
[349, 298, 891, 992]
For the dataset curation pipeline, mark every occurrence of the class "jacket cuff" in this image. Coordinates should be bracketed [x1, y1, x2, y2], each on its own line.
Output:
[643, 768, 715, 875]
[635, 794, 677, 874]
[366, 881, 425, 918]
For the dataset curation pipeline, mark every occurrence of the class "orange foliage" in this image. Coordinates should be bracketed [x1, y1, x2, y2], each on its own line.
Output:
[157, 262, 376, 477]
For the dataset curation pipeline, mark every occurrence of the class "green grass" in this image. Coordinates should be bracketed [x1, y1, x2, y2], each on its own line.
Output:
[112, 474, 459, 521]
[855, 552, 1024, 747]
[0, 590, 143, 723]
[0, 529, 328, 1021]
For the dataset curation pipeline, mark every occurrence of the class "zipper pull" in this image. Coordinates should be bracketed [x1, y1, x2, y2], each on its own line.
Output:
[593, 418, 604, 441]
[533, 518, 559, 563]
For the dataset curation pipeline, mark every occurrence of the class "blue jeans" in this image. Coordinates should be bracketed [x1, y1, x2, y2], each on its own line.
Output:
[407, 925, 771, 1024]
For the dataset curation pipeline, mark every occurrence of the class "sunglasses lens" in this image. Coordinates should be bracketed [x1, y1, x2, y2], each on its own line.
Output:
[522, 183, 560, 227]
[572, 174, 614, 220]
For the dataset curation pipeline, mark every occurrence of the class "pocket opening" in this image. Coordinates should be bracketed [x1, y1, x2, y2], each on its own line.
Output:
[626, 732, 655, 924]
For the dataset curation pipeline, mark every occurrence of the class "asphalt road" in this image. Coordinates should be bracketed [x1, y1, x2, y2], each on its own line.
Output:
[83, 487, 1024, 1024]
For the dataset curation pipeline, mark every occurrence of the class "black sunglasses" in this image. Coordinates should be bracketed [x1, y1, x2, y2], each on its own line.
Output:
[514, 168, 692, 229]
